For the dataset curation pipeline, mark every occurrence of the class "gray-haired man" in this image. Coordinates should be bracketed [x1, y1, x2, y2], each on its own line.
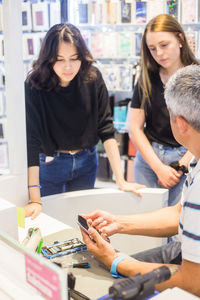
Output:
[80, 65, 200, 297]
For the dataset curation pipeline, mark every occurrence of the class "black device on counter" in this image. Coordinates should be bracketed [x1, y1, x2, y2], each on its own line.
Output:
[103, 265, 177, 300]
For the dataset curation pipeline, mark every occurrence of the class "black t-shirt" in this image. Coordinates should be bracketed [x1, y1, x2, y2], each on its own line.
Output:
[25, 67, 115, 167]
[131, 71, 180, 148]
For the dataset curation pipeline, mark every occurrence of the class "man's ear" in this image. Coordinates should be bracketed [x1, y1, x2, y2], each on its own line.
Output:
[176, 116, 189, 133]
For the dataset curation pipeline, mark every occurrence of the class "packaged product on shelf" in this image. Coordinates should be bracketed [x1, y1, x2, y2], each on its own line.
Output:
[113, 105, 128, 131]
[0, 92, 5, 117]
[118, 32, 134, 58]
[166, 0, 179, 19]
[105, 0, 119, 24]
[21, 1, 32, 31]
[147, 0, 166, 21]
[32, 1, 49, 31]
[128, 139, 137, 157]
[102, 64, 119, 91]
[135, 32, 143, 57]
[23, 33, 38, 60]
[120, 0, 133, 24]
[0, 35, 3, 61]
[0, 3, 3, 32]
[185, 30, 198, 56]
[90, 32, 104, 58]
[88, 0, 104, 24]
[0, 142, 9, 170]
[61, 0, 68, 23]
[181, 0, 198, 24]
[135, 0, 147, 24]
[78, 1, 89, 24]
[119, 65, 133, 91]
[103, 32, 118, 58]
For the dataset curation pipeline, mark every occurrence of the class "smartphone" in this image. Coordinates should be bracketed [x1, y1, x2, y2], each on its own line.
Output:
[77, 215, 110, 243]
[77, 215, 90, 236]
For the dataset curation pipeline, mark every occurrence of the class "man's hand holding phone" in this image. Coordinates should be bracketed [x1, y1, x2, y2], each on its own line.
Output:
[78, 215, 110, 243]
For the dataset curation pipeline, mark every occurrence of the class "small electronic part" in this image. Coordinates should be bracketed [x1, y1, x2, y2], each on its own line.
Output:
[41, 238, 87, 259]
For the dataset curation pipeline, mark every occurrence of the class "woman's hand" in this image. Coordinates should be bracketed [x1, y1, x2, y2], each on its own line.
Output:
[156, 164, 182, 189]
[23, 202, 42, 219]
[118, 181, 146, 197]
[83, 210, 120, 237]
[81, 226, 117, 268]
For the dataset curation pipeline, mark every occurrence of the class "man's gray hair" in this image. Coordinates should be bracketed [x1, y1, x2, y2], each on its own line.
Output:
[165, 64, 200, 131]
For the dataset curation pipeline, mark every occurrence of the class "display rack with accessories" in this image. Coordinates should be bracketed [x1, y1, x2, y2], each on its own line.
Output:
[69, 0, 200, 182]
[2, 0, 200, 180]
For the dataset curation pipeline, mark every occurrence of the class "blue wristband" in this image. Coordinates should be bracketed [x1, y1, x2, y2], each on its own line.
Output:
[110, 256, 125, 278]
[28, 185, 41, 188]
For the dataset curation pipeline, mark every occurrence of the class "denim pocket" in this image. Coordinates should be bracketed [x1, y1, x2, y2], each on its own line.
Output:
[40, 155, 56, 166]
[87, 146, 96, 156]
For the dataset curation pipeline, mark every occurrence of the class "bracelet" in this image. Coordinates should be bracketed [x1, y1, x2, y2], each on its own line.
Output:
[28, 185, 42, 188]
[28, 202, 42, 206]
[110, 256, 125, 278]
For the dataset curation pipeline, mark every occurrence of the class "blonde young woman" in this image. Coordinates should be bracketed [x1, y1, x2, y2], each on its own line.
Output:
[129, 14, 199, 206]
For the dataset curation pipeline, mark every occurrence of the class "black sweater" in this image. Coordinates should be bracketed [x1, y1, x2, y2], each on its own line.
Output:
[25, 68, 115, 167]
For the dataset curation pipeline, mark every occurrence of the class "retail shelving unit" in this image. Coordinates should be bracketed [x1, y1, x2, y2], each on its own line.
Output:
[0, 0, 28, 206]
[0, 0, 200, 200]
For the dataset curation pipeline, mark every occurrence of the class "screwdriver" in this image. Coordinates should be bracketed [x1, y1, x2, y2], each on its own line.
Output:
[63, 262, 90, 268]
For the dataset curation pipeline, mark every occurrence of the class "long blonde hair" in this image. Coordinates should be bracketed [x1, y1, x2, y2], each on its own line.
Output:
[138, 14, 199, 107]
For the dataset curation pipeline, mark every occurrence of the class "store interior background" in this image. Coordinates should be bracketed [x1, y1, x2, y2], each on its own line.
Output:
[0, 0, 199, 207]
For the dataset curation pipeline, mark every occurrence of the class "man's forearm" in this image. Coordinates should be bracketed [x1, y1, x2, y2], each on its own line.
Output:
[117, 259, 200, 297]
[116, 203, 180, 237]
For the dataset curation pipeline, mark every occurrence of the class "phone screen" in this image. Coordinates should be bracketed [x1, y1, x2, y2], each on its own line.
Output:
[77, 215, 89, 235]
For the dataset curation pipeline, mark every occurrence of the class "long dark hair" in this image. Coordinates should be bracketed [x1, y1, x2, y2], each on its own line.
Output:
[139, 14, 199, 107]
[27, 23, 96, 90]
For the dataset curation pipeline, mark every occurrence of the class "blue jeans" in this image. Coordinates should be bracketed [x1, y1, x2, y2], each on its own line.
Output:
[39, 146, 98, 197]
[132, 241, 182, 265]
[134, 142, 187, 206]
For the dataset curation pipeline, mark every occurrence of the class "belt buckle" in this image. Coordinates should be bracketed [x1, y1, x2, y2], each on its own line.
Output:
[68, 150, 78, 155]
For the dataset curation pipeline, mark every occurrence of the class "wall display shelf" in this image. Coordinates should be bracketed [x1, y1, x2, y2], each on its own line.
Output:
[0, 0, 200, 187]
[66, 0, 200, 181]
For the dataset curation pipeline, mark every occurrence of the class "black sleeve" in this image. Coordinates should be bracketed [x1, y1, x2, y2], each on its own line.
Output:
[25, 82, 42, 167]
[96, 69, 115, 143]
[131, 82, 143, 109]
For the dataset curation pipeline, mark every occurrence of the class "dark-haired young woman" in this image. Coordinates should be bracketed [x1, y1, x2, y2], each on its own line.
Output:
[129, 14, 199, 207]
[25, 23, 144, 219]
